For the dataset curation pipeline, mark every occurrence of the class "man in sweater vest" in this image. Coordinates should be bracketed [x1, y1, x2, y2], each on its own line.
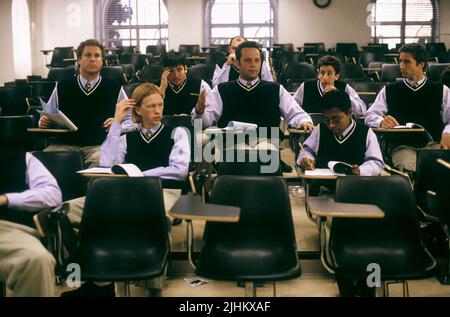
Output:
[159, 51, 211, 115]
[293, 55, 366, 116]
[193, 41, 313, 171]
[0, 151, 62, 296]
[212, 36, 274, 87]
[39, 39, 128, 167]
[297, 89, 383, 175]
[365, 43, 450, 172]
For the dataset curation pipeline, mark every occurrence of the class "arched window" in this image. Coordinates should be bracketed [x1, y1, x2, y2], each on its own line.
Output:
[96, 0, 168, 52]
[370, 0, 439, 49]
[204, 0, 278, 47]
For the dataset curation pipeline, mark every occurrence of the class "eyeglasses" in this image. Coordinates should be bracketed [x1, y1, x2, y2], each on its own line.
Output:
[322, 116, 344, 126]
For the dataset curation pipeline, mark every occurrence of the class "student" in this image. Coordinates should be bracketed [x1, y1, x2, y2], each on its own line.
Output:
[297, 89, 383, 176]
[0, 151, 62, 297]
[365, 43, 450, 172]
[39, 39, 128, 167]
[61, 83, 190, 297]
[193, 41, 313, 142]
[212, 36, 274, 87]
[158, 51, 211, 115]
[293, 55, 366, 116]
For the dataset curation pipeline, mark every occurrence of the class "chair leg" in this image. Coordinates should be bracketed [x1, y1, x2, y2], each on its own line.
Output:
[245, 282, 256, 297]
[122, 282, 131, 297]
[402, 281, 410, 297]
[384, 280, 409, 297]
[0, 282, 5, 297]
[272, 281, 277, 297]
[439, 226, 450, 285]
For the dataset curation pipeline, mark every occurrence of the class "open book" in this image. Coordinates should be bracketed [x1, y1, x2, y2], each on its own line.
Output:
[394, 122, 423, 129]
[77, 164, 144, 177]
[40, 98, 78, 131]
[304, 161, 353, 177]
[205, 121, 257, 134]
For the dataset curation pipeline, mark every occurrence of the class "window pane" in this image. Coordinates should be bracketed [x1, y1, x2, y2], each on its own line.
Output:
[137, 0, 162, 25]
[244, 26, 271, 38]
[379, 38, 400, 50]
[374, 0, 402, 22]
[211, 27, 240, 38]
[211, 0, 239, 24]
[243, 0, 272, 24]
[405, 0, 433, 22]
[374, 25, 401, 38]
[405, 25, 431, 37]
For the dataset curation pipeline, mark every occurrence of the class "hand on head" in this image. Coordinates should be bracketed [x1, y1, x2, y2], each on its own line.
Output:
[114, 99, 136, 124]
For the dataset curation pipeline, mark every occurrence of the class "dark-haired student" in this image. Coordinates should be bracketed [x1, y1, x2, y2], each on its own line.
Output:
[297, 89, 383, 176]
[365, 43, 450, 173]
[293, 55, 366, 116]
[194, 41, 313, 146]
[39, 39, 129, 167]
[0, 151, 62, 296]
[212, 35, 274, 87]
[159, 51, 211, 115]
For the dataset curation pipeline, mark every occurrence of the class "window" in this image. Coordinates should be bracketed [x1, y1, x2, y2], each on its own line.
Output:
[204, 0, 278, 47]
[370, 0, 439, 49]
[96, 0, 168, 52]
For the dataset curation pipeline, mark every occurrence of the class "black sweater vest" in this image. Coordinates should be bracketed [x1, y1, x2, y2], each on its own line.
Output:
[217, 80, 281, 135]
[386, 79, 444, 141]
[125, 125, 175, 171]
[0, 152, 36, 227]
[302, 80, 347, 113]
[57, 76, 120, 146]
[316, 122, 369, 168]
[164, 78, 202, 115]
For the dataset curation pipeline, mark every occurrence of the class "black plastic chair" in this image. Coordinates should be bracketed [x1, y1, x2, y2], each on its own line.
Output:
[303, 42, 326, 54]
[101, 66, 126, 85]
[426, 43, 448, 63]
[326, 176, 437, 296]
[179, 44, 200, 56]
[122, 83, 141, 98]
[68, 177, 170, 289]
[427, 63, 450, 82]
[336, 43, 359, 63]
[0, 115, 34, 152]
[282, 62, 316, 86]
[146, 44, 167, 56]
[350, 81, 387, 106]
[47, 47, 75, 68]
[47, 67, 76, 82]
[359, 51, 385, 69]
[340, 63, 368, 81]
[195, 175, 300, 296]
[140, 64, 164, 84]
[33, 151, 86, 201]
[381, 64, 402, 82]
[29, 81, 56, 101]
[188, 64, 216, 87]
[217, 149, 282, 177]
[0, 85, 31, 116]
[119, 54, 149, 72]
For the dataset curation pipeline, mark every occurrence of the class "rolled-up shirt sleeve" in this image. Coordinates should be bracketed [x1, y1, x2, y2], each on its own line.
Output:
[296, 126, 319, 165]
[345, 84, 367, 116]
[359, 129, 384, 176]
[100, 121, 127, 167]
[6, 153, 62, 211]
[365, 87, 387, 128]
[279, 85, 312, 128]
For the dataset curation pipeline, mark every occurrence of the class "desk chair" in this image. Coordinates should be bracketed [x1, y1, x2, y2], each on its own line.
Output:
[217, 149, 282, 177]
[146, 44, 166, 56]
[101, 66, 127, 85]
[47, 47, 75, 68]
[326, 176, 437, 296]
[47, 67, 76, 82]
[340, 63, 368, 82]
[0, 85, 31, 116]
[427, 63, 450, 82]
[380, 64, 402, 82]
[67, 177, 170, 296]
[179, 44, 201, 57]
[188, 64, 215, 87]
[282, 62, 316, 86]
[359, 51, 385, 69]
[0, 115, 34, 152]
[336, 43, 359, 63]
[139, 64, 164, 83]
[195, 176, 300, 296]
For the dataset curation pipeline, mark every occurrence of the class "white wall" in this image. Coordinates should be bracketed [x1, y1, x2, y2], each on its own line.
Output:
[167, 0, 203, 51]
[30, 0, 95, 77]
[440, 0, 450, 47]
[278, 0, 372, 50]
[0, 0, 15, 85]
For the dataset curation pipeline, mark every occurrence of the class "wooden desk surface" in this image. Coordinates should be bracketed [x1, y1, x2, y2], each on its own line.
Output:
[308, 196, 384, 218]
[80, 173, 127, 178]
[287, 129, 309, 134]
[63, 58, 77, 62]
[437, 158, 450, 170]
[372, 128, 425, 133]
[295, 166, 338, 180]
[40, 49, 54, 54]
[384, 53, 399, 57]
[356, 91, 377, 95]
[186, 56, 207, 60]
[27, 128, 71, 133]
[169, 193, 240, 222]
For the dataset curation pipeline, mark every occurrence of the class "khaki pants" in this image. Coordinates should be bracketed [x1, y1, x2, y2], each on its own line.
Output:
[64, 188, 181, 292]
[0, 220, 55, 297]
[45, 145, 100, 168]
[391, 142, 440, 172]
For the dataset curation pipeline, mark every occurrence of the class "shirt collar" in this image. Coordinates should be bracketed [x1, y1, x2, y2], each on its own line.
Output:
[338, 118, 355, 139]
[140, 122, 162, 135]
[238, 77, 260, 87]
[79, 74, 100, 88]
[405, 75, 426, 87]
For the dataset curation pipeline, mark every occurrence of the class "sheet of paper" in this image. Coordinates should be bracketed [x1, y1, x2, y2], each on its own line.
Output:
[77, 167, 113, 174]
[304, 168, 336, 176]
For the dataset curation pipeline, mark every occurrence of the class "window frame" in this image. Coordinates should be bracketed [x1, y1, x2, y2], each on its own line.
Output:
[203, 0, 279, 46]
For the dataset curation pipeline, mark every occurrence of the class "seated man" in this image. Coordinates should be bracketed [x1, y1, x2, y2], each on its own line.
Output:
[212, 35, 274, 87]
[297, 89, 384, 187]
[293, 55, 366, 116]
[159, 51, 211, 115]
[62, 83, 190, 297]
[365, 43, 450, 173]
[0, 151, 62, 297]
[39, 39, 128, 167]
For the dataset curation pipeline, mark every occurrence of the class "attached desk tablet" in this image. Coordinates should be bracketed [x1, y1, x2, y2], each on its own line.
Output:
[308, 196, 384, 219]
[27, 128, 72, 148]
[373, 127, 427, 159]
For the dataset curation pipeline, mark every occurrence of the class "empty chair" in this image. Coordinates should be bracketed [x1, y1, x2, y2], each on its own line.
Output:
[47, 67, 76, 82]
[117, 45, 137, 54]
[122, 83, 140, 97]
[195, 176, 300, 296]
[68, 177, 170, 286]
[32, 151, 86, 201]
[47, 47, 75, 68]
[351, 81, 387, 106]
[276, 52, 306, 76]
[359, 51, 385, 68]
[339, 63, 367, 82]
[187, 64, 216, 87]
[178, 44, 200, 56]
[282, 62, 316, 86]
[29, 81, 56, 101]
[101, 66, 126, 85]
[119, 54, 149, 71]
[427, 63, 450, 82]
[139, 64, 164, 83]
[426, 43, 448, 63]
[367, 61, 387, 81]
[336, 43, 359, 63]
[303, 42, 326, 54]
[273, 43, 294, 52]
[217, 149, 282, 176]
[0, 115, 34, 152]
[206, 51, 227, 67]
[0, 85, 31, 116]
[381, 64, 402, 82]
[326, 176, 436, 296]
[146, 44, 167, 56]
[366, 43, 389, 54]
[121, 64, 136, 82]
[212, 43, 230, 54]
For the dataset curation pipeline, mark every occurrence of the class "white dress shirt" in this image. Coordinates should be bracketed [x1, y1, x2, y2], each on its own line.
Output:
[365, 77, 450, 134]
[212, 61, 274, 87]
[297, 119, 384, 176]
[100, 122, 190, 181]
[293, 80, 367, 116]
[5, 153, 62, 211]
[191, 77, 312, 129]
